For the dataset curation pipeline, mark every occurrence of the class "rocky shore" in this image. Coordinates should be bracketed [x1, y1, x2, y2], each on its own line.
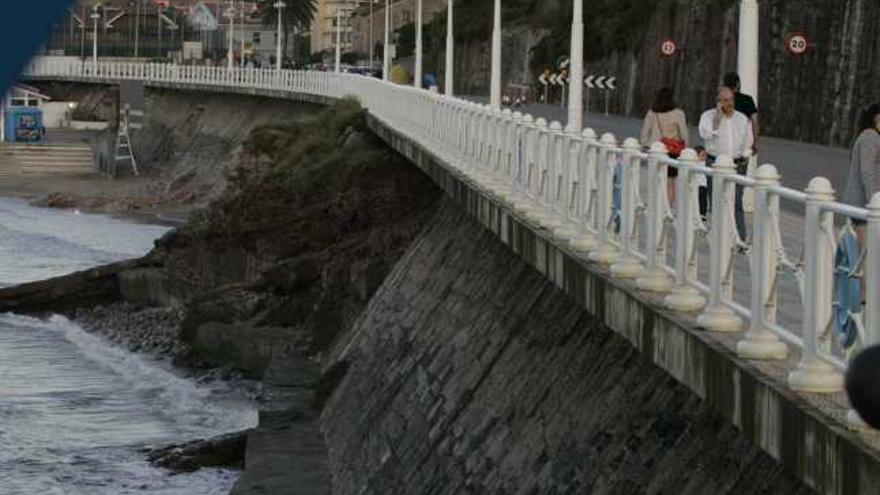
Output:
[0, 97, 444, 489]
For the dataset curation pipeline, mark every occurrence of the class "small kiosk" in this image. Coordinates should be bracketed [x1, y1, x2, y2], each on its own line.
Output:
[2, 84, 50, 143]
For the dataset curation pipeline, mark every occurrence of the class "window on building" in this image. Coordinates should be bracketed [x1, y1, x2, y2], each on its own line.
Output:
[253, 32, 261, 44]
[27, 100, 39, 107]
[9, 98, 25, 107]
[403, 11, 411, 23]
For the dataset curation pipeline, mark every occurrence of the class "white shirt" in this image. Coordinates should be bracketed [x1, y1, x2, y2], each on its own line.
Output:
[698, 109, 754, 159]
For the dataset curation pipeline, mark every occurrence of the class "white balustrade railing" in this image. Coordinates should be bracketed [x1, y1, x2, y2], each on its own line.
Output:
[22, 56, 880, 410]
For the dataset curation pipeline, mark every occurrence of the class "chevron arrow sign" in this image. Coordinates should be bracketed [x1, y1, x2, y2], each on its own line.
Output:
[585, 75, 617, 90]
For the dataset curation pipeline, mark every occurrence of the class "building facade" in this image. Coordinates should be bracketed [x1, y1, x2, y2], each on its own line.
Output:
[349, 0, 445, 59]
[309, 0, 373, 55]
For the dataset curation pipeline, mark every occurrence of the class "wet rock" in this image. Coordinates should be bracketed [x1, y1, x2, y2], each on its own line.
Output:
[31, 192, 79, 209]
[148, 429, 251, 473]
[193, 322, 305, 378]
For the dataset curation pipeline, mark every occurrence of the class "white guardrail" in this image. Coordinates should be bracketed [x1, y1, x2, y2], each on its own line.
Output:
[21, 56, 880, 404]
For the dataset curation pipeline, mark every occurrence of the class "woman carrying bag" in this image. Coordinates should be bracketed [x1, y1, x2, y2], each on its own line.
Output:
[641, 87, 689, 205]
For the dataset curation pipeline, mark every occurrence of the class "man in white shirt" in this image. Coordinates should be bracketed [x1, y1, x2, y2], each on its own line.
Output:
[699, 86, 754, 241]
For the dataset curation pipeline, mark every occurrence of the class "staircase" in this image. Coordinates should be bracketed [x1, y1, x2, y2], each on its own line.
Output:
[0, 142, 96, 177]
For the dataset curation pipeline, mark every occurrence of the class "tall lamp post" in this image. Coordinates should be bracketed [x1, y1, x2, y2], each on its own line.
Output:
[134, 0, 140, 58]
[444, 0, 453, 95]
[274, 0, 286, 71]
[489, 0, 501, 107]
[240, 0, 245, 67]
[382, 0, 390, 80]
[91, 4, 100, 66]
[567, 0, 584, 132]
[225, 7, 236, 69]
[334, 7, 342, 72]
[414, 0, 422, 88]
[737, 0, 759, 108]
[369, 0, 376, 70]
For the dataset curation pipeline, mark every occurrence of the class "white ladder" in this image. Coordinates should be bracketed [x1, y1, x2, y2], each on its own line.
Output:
[115, 104, 139, 176]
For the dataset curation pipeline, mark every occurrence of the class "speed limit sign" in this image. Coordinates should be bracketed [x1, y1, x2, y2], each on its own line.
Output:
[661, 39, 677, 57]
[786, 33, 809, 55]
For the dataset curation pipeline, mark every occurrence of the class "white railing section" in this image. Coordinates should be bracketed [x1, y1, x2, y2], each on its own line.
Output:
[22, 57, 880, 407]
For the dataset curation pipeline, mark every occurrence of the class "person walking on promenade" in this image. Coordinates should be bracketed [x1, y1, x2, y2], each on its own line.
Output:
[844, 103, 880, 252]
[699, 86, 754, 242]
[640, 87, 689, 206]
[723, 72, 759, 154]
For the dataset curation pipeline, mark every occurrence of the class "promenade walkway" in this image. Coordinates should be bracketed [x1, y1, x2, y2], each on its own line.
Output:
[475, 99, 852, 194]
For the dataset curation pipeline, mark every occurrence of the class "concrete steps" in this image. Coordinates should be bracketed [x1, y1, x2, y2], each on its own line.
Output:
[0, 143, 96, 177]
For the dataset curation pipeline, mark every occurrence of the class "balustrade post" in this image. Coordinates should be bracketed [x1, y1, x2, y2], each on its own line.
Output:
[664, 149, 707, 311]
[502, 111, 521, 188]
[535, 121, 566, 229]
[848, 193, 880, 427]
[495, 109, 512, 178]
[570, 129, 600, 252]
[508, 114, 535, 213]
[517, 117, 547, 216]
[636, 143, 673, 291]
[610, 138, 645, 278]
[868, 193, 880, 346]
[697, 156, 743, 330]
[588, 133, 621, 265]
[789, 177, 843, 391]
[737, 164, 788, 359]
[553, 132, 583, 239]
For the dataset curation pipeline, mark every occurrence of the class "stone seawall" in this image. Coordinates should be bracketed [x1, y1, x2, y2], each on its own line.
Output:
[320, 199, 811, 493]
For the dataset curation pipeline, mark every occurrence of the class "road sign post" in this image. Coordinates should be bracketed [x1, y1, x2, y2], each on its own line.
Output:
[584, 75, 616, 115]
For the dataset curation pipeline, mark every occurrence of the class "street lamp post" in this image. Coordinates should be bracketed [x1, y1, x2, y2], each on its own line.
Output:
[489, 0, 501, 107]
[444, 0, 453, 95]
[567, 0, 584, 132]
[737, 0, 759, 106]
[239, 0, 245, 67]
[369, 0, 375, 71]
[383, 0, 390, 80]
[274, 0, 286, 71]
[335, 7, 342, 72]
[414, 0, 423, 88]
[225, 7, 236, 69]
[134, 0, 140, 58]
[91, 4, 100, 66]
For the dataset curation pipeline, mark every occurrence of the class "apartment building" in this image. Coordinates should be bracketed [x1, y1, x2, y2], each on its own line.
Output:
[348, 0, 445, 57]
[309, 0, 373, 55]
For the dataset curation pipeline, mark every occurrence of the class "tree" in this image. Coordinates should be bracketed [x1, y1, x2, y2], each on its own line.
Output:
[396, 23, 415, 58]
[258, 0, 317, 60]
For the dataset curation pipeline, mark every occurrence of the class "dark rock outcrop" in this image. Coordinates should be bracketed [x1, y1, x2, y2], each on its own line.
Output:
[148, 429, 252, 473]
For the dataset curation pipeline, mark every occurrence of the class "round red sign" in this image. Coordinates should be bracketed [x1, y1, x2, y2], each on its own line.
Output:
[786, 33, 809, 55]
[661, 39, 677, 57]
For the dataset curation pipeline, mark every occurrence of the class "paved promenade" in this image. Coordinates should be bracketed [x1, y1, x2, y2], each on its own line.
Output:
[473, 99, 852, 195]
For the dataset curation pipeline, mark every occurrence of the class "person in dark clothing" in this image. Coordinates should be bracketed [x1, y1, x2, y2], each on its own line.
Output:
[846, 345, 880, 429]
[723, 72, 759, 154]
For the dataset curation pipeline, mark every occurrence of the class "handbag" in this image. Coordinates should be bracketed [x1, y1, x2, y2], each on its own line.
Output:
[656, 113, 686, 157]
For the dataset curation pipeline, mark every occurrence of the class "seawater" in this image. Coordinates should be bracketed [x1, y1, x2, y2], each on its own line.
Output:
[0, 198, 258, 494]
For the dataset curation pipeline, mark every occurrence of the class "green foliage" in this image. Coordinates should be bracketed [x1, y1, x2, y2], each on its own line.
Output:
[341, 51, 365, 65]
[239, 98, 377, 196]
[187, 98, 389, 234]
[396, 23, 416, 58]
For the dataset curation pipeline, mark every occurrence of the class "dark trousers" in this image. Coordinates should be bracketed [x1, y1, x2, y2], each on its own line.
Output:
[702, 156, 749, 242]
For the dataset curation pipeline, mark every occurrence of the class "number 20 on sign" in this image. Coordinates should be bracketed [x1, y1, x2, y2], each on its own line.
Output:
[786, 33, 809, 55]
